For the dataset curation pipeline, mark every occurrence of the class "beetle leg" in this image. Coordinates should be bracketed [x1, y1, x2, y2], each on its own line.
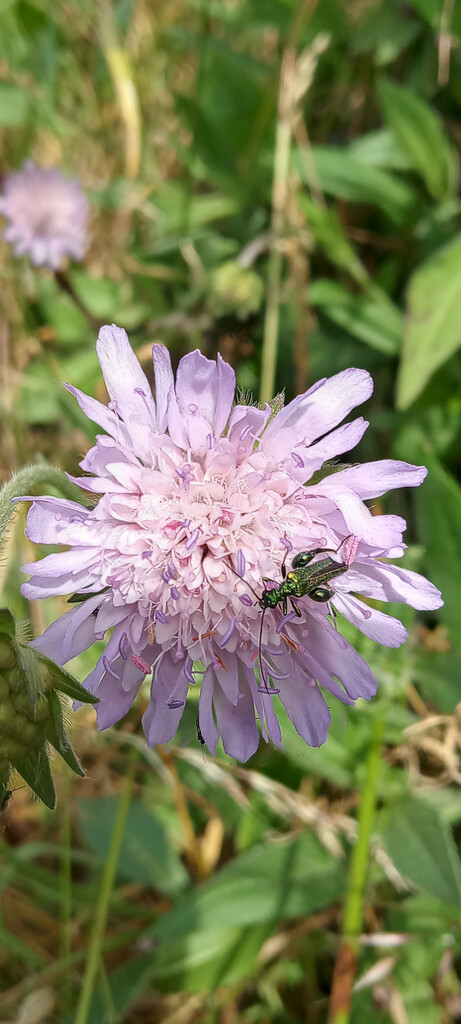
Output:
[290, 598, 302, 618]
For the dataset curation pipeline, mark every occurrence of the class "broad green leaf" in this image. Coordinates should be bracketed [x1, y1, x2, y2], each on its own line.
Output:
[383, 794, 461, 907]
[412, 448, 461, 643]
[349, 128, 413, 171]
[309, 279, 402, 354]
[78, 797, 189, 897]
[296, 146, 416, 224]
[377, 78, 457, 201]
[149, 832, 346, 941]
[397, 234, 461, 408]
[10, 746, 56, 810]
[0, 82, 30, 125]
[298, 195, 367, 283]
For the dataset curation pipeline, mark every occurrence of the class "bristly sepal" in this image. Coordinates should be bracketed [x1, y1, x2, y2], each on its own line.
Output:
[0, 608, 97, 810]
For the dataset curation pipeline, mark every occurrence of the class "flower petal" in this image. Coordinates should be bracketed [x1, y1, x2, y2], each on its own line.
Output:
[278, 667, 331, 747]
[330, 460, 427, 499]
[142, 652, 190, 745]
[96, 324, 157, 456]
[333, 593, 408, 647]
[355, 560, 443, 611]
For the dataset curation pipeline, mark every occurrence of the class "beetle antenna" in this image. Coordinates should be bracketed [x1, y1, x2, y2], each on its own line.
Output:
[258, 608, 268, 691]
[225, 557, 261, 603]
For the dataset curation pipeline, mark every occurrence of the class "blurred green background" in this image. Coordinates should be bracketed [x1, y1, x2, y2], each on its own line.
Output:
[1, 0, 461, 1021]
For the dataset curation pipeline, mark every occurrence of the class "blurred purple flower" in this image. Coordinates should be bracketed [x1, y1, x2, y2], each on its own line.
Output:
[19, 326, 442, 760]
[0, 162, 88, 269]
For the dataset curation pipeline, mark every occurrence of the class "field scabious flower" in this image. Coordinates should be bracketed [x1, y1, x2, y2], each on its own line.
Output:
[0, 163, 88, 269]
[19, 326, 442, 761]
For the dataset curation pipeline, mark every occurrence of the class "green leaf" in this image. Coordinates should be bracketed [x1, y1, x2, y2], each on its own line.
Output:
[396, 234, 461, 408]
[78, 797, 189, 897]
[377, 78, 458, 201]
[33, 651, 99, 703]
[10, 746, 56, 810]
[0, 609, 16, 637]
[296, 146, 416, 224]
[407, 0, 461, 42]
[45, 690, 85, 778]
[309, 279, 402, 354]
[0, 82, 30, 125]
[412, 446, 461, 643]
[383, 793, 461, 907]
[298, 195, 367, 284]
[148, 832, 345, 942]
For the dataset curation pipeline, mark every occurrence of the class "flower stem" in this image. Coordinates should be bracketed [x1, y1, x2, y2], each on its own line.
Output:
[260, 0, 318, 405]
[54, 270, 103, 332]
[327, 714, 385, 1024]
[74, 767, 134, 1024]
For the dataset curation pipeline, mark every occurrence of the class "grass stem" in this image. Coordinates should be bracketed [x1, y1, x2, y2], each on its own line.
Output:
[74, 767, 134, 1024]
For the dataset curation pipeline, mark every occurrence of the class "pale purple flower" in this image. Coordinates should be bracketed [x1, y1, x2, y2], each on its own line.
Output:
[18, 325, 442, 761]
[0, 163, 88, 269]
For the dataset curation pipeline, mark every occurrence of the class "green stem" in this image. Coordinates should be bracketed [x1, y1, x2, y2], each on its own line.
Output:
[74, 769, 134, 1024]
[60, 789, 72, 1010]
[327, 715, 385, 1024]
[260, 0, 318, 405]
[260, 54, 293, 406]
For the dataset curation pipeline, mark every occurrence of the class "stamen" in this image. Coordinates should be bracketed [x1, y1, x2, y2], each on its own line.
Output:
[167, 562, 178, 579]
[291, 451, 304, 468]
[185, 528, 200, 550]
[239, 424, 253, 441]
[162, 571, 170, 583]
[167, 699, 185, 709]
[142, 550, 151, 559]
[280, 633, 302, 652]
[102, 656, 120, 680]
[206, 433, 214, 450]
[280, 536, 293, 551]
[69, 514, 86, 523]
[118, 633, 128, 660]
[236, 549, 246, 578]
[183, 657, 195, 684]
[170, 586, 180, 600]
[155, 610, 168, 624]
[239, 593, 253, 606]
[258, 686, 281, 695]
[192, 630, 217, 642]
[342, 534, 360, 567]
[131, 654, 151, 673]
[276, 611, 298, 633]
[213, 653, 227, 672]
[220, 618, 236, 648]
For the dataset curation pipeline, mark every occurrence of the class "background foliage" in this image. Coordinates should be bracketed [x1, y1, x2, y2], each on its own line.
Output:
[1, 0, 461, 1021]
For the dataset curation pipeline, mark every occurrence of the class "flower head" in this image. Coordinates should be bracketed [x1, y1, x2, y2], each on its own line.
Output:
[19, 326, 442, 761]
[0, 163, 88, 269]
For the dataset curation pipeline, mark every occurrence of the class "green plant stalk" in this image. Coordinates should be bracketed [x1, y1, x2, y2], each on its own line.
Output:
[60, 786, 73, 1009]
[260, 57, 293, 406]
[327, 715, 385, 1024]
[74, 769, 134, 1024]
[260, 0, 318, 405]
